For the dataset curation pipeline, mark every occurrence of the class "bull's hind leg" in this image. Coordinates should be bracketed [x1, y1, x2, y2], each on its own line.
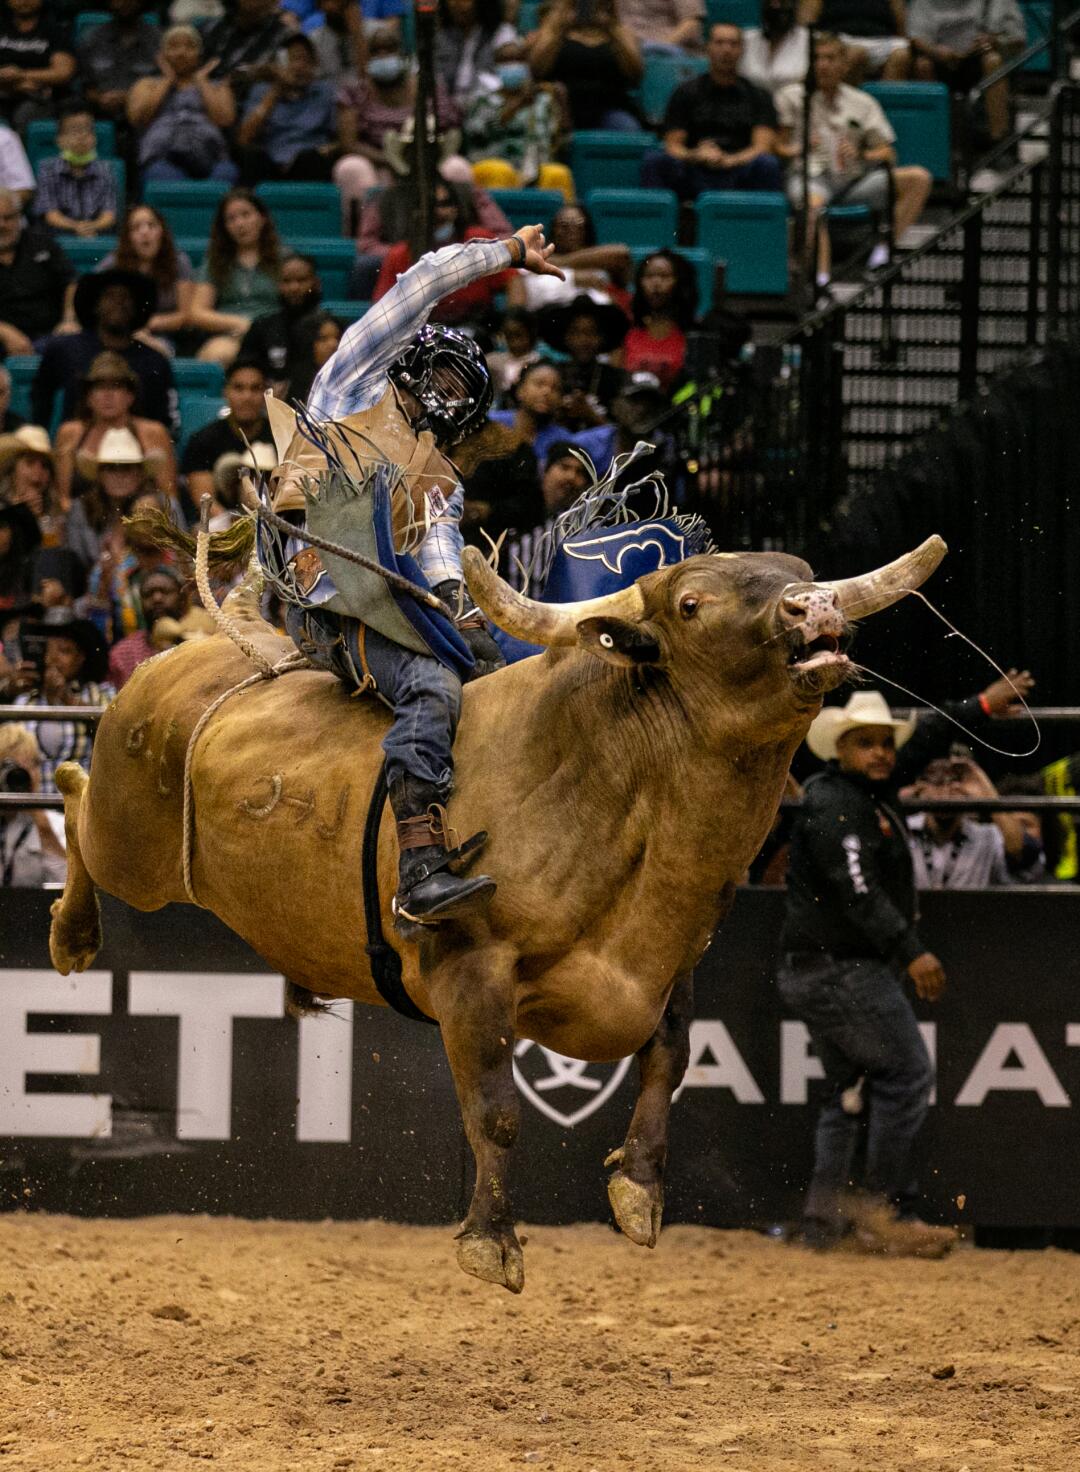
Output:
[48, 763, 102, 976]
[428, 942, 524, 1294]
[606, 971, 693, 1248]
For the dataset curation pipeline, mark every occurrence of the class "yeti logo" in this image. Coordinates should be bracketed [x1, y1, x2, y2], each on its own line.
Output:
[512, 1040, 633, 1128]
[565, 523, 687, 577]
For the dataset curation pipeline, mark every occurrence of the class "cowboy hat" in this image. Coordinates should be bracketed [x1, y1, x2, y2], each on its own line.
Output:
[537, 292, 629, 356]
[807, 690, 916, 762]
[21, 613, 109, 685]
[76, 427, 153, 484]
[83, 350, 139, 391]
[0, 424, 53, 473]
[212, 442, 277, 495]
[74, 268, 156, 332]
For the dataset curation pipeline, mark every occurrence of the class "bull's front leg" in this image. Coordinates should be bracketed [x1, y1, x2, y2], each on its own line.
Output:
[606, 970, 693, 1248]
[427, 942, 524, 1294]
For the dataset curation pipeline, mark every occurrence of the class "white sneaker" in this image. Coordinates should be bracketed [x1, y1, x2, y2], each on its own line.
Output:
[867, 243, 891, 270]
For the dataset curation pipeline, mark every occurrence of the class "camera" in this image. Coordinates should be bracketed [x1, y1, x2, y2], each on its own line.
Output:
[0, 759, 31, 794]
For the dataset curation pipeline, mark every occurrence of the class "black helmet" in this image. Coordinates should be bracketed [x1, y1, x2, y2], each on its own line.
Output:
[388, 324, 492, 446]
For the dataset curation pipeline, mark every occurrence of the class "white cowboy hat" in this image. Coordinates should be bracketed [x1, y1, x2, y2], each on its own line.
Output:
[0, 424, 53, 472]
[211, 442, 277, 492]
[807, 689, 917, 761]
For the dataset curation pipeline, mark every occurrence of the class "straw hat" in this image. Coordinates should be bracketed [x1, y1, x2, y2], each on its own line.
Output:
[806, 690, 917, 761]
[0, 424, 53, 473]
[76, 426, 152, 483]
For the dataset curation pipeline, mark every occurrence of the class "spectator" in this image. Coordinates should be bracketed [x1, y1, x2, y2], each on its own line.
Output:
[621, 248, 697, 391]
[28, 544, 83, 614]
[237, 32, 339, 183]
[803, 0, 911, 80]
[33, 106, 118, 239]
[0, 188, 75, 353]
[0, 0, 76, 134]
[906, 755, 1023, 887]
[107, 562, 189, 690]
[309, 0, 368, 82]
[190, 189, 283, 367]
[464, 51, 571, 195]
[642, 23, 782, 198]
[181, 358, 275, 505]
[617, 0, 704, 56]
[0, 499, 38, 611]
[77, 0, 161, 126]
[739, 0, 810, 94]
[537, 291, 627, 423]
[239, 252, 324, 392]
[99, 205, 196, 354]
[776, 676, 1032, 1255]
[0, 423, 60, 543]
[0, 364, 24, 431]
[0, 117, 32, 203]
[31, 269, 178, 434]
[486, 305, 541, 400]
[505, 200, 631, 313]
[127, 25, 238, 186]
[489, 358, 615, 470]
[777, 33, 931, 279]
[334, 26, 463, 230]
[453, 416, 543, 546]
[372, 176, 511, 325]
[528, 0, 644, 132]
[289, 309, 343, 401]
[13, 613, 112, 794]
[907, 0, 1022, 145]
[204, 441, 277, 530]
[201, 0, 293, 101]
[0, 722, 66, 886]
[502, 437, 592, 584]
[435, 0, 517, 102]
[54, 352, 177, 508]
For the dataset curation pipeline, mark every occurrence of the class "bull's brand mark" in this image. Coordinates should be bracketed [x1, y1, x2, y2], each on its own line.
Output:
[238, 774, 350, 839]
[512, 1040, 633, 1128]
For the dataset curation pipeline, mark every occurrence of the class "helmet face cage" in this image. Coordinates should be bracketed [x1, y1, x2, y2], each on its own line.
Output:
[389, 324, 493, 445]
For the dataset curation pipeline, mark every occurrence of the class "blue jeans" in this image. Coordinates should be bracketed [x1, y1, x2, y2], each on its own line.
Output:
[285, 607, 462, 797]
[598, 108, 643, 131]
[640, 149, 784, 199]
[776, 954, 934, 1225]
[142, 158, 239, 183]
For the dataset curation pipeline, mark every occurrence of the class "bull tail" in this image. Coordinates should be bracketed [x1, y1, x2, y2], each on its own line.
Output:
[48, 763, 103, 976]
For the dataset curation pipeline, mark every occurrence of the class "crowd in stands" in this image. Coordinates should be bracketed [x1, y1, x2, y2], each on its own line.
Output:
[0, 0, 1049, 886]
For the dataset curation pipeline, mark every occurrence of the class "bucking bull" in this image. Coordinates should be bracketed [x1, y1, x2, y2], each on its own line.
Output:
[47, 532, 946, 1292]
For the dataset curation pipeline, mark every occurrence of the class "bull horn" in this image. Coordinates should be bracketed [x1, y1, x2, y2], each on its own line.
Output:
[821, 535, 947, 619]
[461, 545, 646, 647]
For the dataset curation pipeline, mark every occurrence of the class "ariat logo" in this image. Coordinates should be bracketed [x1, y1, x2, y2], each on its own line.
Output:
[842, 833, 869, 894]
[512, 1040, 633, 1128]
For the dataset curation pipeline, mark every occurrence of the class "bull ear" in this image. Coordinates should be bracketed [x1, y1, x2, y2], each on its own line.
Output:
[577, 616, 662, 667]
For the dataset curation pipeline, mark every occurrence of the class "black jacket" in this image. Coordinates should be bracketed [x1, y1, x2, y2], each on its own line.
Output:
[781, 698, 987, 966]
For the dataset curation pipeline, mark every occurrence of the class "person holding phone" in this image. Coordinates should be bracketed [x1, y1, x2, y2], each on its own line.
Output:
[527, 0, 644, 131]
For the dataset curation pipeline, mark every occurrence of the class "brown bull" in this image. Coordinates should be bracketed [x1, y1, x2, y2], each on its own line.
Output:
[48, 535, 945, 1292]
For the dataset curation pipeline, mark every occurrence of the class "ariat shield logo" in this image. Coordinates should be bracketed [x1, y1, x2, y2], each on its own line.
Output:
[513, 1040, 633, 1128]
[565, 522, 687, 576]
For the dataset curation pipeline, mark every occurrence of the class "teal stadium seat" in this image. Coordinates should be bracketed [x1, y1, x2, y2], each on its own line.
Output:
[1021, 0, 1051, 72]
[145, 180, 230, 239]
[570, 131, 659, 198]
[321, 298, 370, 322]
[586, 188, 678, 248]
[628, 244, 715, 314]
[172, 360, 225, 396]
[864, 81, 951, 181]
[294, 238, 356, 296]
[25, 119, 115, 172]
[74, 9, 157, 42]
[694, 191, 789, 295]
[488, 187, 564, 233]
[638, 53, 707, 126]
[178, 394, 226, 452]
[256, 182, 342, 240]
[174, 236, 206, 270]
[516, 0, 541, 30]
[62, 234, 119, 272]
[5, 355, 38, 421]
[705, 0, 762, 26]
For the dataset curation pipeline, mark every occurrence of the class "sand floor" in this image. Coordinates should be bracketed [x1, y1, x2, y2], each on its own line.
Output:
[1, 1215, 1078, 1471]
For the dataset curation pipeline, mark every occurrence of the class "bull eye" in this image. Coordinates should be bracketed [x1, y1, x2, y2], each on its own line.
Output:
[679, 594, 699, 620]
[599, 632, 615, 649]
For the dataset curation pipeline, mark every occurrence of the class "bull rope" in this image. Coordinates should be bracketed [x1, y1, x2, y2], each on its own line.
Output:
[181, 499, 309, 907]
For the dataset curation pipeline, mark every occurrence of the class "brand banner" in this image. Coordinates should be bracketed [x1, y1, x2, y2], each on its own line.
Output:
[2, 889, 1079, 1227]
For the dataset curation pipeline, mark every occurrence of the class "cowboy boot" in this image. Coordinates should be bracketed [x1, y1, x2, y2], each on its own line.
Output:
[389, 775, 496, 929]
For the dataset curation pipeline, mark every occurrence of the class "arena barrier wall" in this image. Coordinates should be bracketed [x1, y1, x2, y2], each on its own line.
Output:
[2, 888, 1079, 1228]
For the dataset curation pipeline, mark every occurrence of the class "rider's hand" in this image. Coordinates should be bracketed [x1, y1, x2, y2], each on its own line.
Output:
[460, 623, 505, 680]
[512, 224, 566, 280]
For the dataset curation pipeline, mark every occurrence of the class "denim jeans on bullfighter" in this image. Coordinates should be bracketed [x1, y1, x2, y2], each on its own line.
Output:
[775, 954, 934, 1227]
[286, 606, 462, 797]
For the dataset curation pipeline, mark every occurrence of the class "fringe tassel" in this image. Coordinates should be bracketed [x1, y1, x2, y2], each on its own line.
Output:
[124, 508, 257, 571]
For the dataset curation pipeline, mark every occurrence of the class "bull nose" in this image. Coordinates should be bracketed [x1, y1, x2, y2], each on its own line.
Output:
[780, 587, 845, 637]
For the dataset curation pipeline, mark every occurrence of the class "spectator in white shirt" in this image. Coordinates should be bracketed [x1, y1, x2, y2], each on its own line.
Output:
[906, 756, 1024, 888]
[740, 0, 809, 93]
[0, 722, 66, 887]
[615, 0, 704, 55]
[0, 122, 33, 207]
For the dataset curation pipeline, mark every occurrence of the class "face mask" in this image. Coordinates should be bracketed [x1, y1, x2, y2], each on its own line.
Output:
[433, 220, 455, 245]
[61, 148, 97, 167]
[368, 55, 406, 84]
[497, 62, 529, 91]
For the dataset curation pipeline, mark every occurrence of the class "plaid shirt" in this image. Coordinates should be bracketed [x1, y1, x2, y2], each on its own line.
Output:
[15, 682, 113, 794]
[305, 237, 513, 587]
[33, 157, 116, 226]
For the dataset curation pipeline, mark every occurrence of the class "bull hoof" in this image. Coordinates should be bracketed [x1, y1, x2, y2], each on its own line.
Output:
[48, 898, 102, 976]
[455, 1227, 525, 1294]
[607, 1170, 663, 1249]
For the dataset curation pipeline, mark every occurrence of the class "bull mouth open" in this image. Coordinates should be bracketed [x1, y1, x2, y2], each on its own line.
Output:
[786, 631, 853, 691]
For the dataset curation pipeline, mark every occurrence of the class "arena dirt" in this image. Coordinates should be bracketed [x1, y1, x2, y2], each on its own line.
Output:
[1, 1216, 1078, 1472]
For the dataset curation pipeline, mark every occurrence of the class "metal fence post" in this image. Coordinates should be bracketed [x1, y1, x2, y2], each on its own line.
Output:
[958, 212, 983, 400]
[1046, 86, 1064, 336]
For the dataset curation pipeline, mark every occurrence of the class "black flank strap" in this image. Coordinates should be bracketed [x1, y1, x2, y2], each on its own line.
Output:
[362, 761, 438, 1026]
